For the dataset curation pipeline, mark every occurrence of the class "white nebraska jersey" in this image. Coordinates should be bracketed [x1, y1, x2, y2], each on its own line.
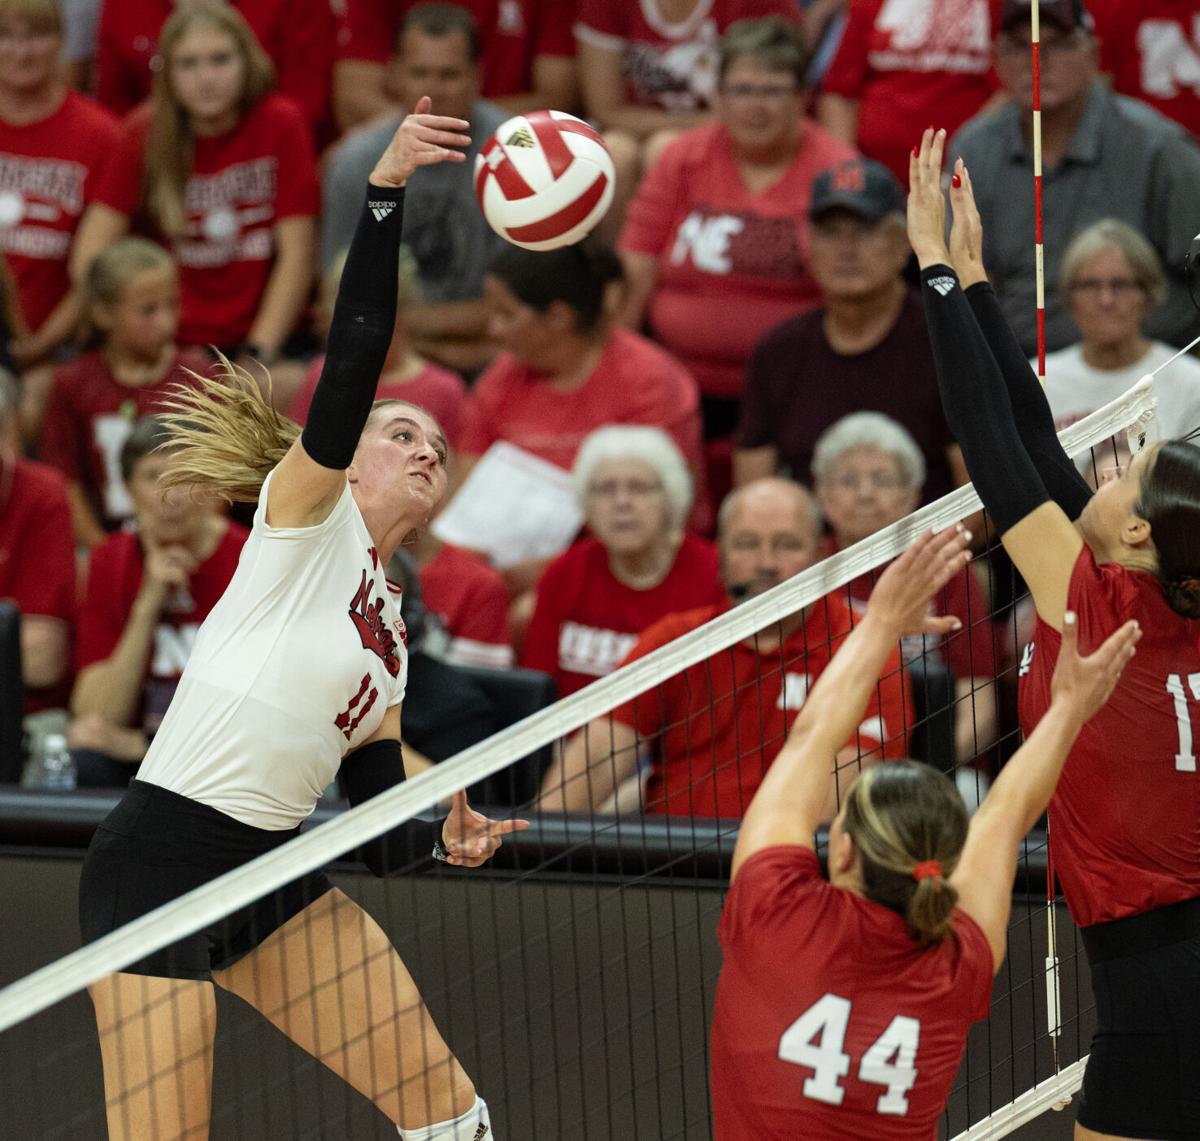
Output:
[138, 469, 408, 829]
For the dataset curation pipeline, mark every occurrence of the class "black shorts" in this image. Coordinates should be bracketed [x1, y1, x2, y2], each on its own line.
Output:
[1077, 896, 1200, 1139]
[79, 780, 334, 981]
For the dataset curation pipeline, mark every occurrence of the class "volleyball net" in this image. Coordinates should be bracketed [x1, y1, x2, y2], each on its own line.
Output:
[0, 379, 1160, 1139]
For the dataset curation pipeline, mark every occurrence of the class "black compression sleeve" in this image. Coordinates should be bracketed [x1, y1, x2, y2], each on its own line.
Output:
[338, 737, 443, 875]
[921, 265, 1050, 534]
[965, 281, 1093, 521]
[299, 184, 405, 471]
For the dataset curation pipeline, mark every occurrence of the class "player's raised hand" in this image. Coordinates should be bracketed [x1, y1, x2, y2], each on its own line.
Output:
[1050, 611, 1141, 723]
[948, 158, 988, 288]
[441, 790, 530, 867]
[907, 127, 951, 269]
[867, 524, 972, 638]
[368, 96, 471, 189]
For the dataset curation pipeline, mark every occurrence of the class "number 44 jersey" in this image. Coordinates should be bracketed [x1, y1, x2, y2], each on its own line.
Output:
[711, 846, 992, 1139]
[1019, 545, 1200, 929]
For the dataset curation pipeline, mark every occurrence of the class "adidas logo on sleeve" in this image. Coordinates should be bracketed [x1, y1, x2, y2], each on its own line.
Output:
[369, 201, 395, 222]
[926, 275, 958, 296]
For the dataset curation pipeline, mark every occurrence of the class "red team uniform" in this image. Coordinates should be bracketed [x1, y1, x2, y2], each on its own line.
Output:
[91, 96, 319, 350]
[0, 91, 117, 334]
[711, 845, 993, 1138]
[522, 533, 724, 697]
[1019, 546, 1200, 927]
[613, 594, 912, 817]
[38, 348, 210, 532]
[77, 523, 250, 736]
[821, 0, 1000, 183]
[418, 543, 513, 669]
[620, 121, 856, 399]
[337, 0, 576, 100]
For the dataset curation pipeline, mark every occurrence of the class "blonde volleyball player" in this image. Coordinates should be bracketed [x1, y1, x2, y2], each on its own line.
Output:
[710, 526, 1139, 1137]
[912, 127, 1200, 1139]
[78, 100, 520, 1141]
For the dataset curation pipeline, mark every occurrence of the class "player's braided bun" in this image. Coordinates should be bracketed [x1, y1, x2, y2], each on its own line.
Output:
[843, 762, 969, 946]
[1133, 439, 1200, 620]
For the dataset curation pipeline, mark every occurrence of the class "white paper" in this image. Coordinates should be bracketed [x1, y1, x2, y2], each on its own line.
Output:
[432, 441, 583, 568]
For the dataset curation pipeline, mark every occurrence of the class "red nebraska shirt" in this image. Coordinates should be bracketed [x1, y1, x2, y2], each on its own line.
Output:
[822, 0, 1000, 183]
[337, 0, 576, 98]
[522, 533, 724, 697]
[620, 121, 856, 398]
[419, 543, 512, 669]
[613, 594, 912, 817]
[0, 91, 118, 332]
[93, 96, 318, 348]
[711, 846, 992, 1139]
[96, 0, 336, 135]
[1019, 546, 1200, 927]
[1090, 0, 1200, 138]
[77, 523, 249, 732]
[38, 348, 210, 532]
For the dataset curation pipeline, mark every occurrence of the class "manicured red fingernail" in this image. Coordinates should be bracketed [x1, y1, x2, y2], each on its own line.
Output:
[927, 124, 934, 132]
[951, 173, 962, 188]
[912, 145, 919, 157]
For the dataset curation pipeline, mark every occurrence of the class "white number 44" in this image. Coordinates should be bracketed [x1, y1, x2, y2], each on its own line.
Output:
[778, 992, 920, 1115]
[1166, 673, 1200, 772]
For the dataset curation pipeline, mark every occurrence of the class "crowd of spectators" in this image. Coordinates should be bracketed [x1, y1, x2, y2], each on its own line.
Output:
[3, 0, 1199, 822]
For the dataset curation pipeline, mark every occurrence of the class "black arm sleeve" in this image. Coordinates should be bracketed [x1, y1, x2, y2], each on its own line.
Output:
[299, 184, 405, 471]
[964, 281, 1093, 521]
[338, 737, 444, 876]
[921, 265, 1051, 534]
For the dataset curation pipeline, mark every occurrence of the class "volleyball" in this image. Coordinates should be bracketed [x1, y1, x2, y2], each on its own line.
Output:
[474, 110, 615, 251]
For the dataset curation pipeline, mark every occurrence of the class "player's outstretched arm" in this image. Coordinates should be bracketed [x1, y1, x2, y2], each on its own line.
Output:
[267, 97, 470, 530]
[732, 526, 972, 879]
[953, 612, 1140, 970]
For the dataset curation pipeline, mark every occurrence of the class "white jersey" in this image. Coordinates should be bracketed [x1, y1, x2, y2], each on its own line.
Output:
[137, 469, 408, 829]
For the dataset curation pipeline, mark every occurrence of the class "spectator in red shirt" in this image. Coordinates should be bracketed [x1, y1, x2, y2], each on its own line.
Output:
[818, 0, 1001, 184]
[812, 411, 999, 803]
[95, 0, 337, 142]
[72, 1, 317, 367]
[69, 416, 248, 787]
[524, 425, 725, 698]
[333, 0, 579, 133]
[619, 17, 857, 432]
[0, 367, 74, 713]
[38, 238, 209, 548]
[537, 477, 913, 818]
[0, 0, 117, 397]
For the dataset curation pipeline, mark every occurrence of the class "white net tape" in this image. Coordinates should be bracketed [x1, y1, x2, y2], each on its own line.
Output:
[0, 379, 1160, 1135]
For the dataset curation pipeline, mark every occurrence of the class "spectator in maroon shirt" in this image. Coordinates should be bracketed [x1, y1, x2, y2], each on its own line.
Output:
[69, 416, 248, 786]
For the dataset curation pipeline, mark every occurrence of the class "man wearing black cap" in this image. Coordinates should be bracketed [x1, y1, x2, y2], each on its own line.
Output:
[949, 0, 1200, 356]
[735, 156, 963, 504]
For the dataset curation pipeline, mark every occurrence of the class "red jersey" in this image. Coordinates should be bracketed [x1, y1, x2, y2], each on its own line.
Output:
[613, 595, 912, 817]
[712, 845, 993, 1139]
[0, 458, 76, 712]
[0, 91, 118, 333]
[827, 536, 999, 681]
[1090, 0, 1200, 138]
[620, 121, 857, 398]
[77, 523, 249, 733]
[419, 543, 513, 669]
[93, 96, 318, 349]
[337, 0, 576, 99]
[289, 355, 469, 448]
[37, 348, 210, 532]
[522, 533, 724, 697]
[461, 327, 703, 478]
[96, 0, 336, 136]
[575, 0, 796, 111]
[1018, 546, 1200, 926]
[822, 0, 1000, 183]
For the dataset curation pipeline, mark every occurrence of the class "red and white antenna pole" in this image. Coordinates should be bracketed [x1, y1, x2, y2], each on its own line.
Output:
[1032, 0, 1047, 385]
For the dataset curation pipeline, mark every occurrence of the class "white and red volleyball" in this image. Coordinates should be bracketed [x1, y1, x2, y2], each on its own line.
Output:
[474, 110, 615, 251]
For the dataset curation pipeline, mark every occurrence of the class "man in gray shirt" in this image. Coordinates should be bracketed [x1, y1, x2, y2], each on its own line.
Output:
[949, 0, 1200, 356]
[322, 3, 508, 374]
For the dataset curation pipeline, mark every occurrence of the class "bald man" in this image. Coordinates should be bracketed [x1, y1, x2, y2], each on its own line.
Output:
[537, 478, 913, 819]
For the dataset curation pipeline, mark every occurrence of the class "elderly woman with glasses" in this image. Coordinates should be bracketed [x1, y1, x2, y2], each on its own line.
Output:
[522, 425, 724, 699]
[1041, 218, 1200, 478]
[812, 412, 999, 804]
